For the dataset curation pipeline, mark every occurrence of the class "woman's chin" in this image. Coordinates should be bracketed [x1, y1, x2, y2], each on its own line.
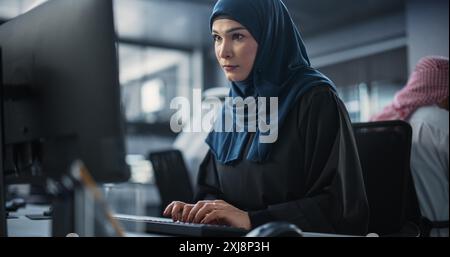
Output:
[226, 74, 245, 82]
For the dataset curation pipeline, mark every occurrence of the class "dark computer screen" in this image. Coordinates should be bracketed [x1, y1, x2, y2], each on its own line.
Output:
[0, 0, 130, 236]
[0, 0, 130, 182]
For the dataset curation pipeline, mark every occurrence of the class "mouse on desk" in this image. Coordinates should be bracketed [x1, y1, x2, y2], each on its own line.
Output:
[246, 222, 303, 237]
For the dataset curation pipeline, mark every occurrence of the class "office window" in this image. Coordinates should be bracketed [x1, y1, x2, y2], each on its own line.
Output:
[141, 79, 165, 113]
[337, 83, 368, 122]
[369, 80, 404, 117]
[320, 47, 407, 122]
[118, 43, 192, 124]
[336, 81, 402, 122]
[0, 0, 47, 19]
[118, 43, 199, 185]
[125, 154, 153, 184]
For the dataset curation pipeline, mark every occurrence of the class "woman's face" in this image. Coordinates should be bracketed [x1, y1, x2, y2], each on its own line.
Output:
[212, 19, 258, 82]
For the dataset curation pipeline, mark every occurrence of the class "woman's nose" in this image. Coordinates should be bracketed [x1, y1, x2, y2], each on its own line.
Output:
[218, 41, 232, 59]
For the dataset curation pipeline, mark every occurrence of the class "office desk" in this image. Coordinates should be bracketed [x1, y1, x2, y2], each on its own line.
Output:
[7, 204, 51, 237]
[6, 182, 160, 237]
[7, 205, 165, 237]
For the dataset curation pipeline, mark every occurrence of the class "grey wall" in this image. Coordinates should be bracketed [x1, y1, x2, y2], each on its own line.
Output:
[406, 0, 449, 72]
[305, 12, 407, 68]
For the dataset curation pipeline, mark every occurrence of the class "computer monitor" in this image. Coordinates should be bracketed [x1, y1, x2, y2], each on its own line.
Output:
[0, 0, 130, 235]
[0, 46, 6, 236]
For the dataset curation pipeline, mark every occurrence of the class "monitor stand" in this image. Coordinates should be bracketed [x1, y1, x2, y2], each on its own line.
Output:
[52, 191, 75, 236]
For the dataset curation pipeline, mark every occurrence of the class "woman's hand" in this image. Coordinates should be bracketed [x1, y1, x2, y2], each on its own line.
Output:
[163, 200, 251, 230]
[164, 200, 251, 230]
[163, 201, 194, 221]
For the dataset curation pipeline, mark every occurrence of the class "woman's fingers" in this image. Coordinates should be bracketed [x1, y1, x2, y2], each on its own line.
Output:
[193, 201, 231, 223]
[193, 202, 220, 223]
[163, 201, 176, 217]
[169, 201, 186, 221]
[186, 201, 209, 223]
[200, 210, 222, 225]
[201, 209, 251, 230]
[180, 200, 230, 223]
[181, 204, 194, 222]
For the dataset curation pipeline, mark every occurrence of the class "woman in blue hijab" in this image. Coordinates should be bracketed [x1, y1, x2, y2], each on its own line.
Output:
[164, 0, 369, 235]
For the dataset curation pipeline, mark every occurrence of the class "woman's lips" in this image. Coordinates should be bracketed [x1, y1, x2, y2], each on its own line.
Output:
[223, 65, 239, 72]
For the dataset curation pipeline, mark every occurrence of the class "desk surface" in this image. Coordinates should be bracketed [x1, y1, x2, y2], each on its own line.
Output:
[7, 205, 365, 237]
[7, 204, 51, 237]
[7, 204, 164, 237]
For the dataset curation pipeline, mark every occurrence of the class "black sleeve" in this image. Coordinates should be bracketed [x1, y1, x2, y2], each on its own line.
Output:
[249, 89, 369, 235]
[194, 151, 224, 201]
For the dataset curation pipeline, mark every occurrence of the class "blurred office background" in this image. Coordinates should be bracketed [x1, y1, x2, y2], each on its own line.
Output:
[1, 0, 448, 225]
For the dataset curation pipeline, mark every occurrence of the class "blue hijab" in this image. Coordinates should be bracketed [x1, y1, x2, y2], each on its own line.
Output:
[206, 0, 336, 165]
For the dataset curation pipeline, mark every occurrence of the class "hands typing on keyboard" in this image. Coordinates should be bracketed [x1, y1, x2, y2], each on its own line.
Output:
[114, 200, 363, 237]
[111, 199, 254, 237]
[163, 200, 252, 231]
[113, 213, 248, 237]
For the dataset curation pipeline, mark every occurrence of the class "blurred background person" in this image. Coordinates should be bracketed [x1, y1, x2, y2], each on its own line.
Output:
[371, 56, 449, 237]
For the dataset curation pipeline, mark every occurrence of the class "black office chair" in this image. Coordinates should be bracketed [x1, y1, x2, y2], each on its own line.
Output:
[352, 120, 422, 237]
[148, 149, 194, 216]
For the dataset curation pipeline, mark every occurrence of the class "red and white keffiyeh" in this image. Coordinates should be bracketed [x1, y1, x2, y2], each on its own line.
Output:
[370, 56, 449, 121]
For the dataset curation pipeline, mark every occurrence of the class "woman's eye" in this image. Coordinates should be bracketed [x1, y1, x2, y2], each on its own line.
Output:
[232, 33, 244, 41]
[213, 35, 222, 42]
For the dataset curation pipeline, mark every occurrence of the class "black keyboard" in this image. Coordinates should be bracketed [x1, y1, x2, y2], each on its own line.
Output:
[113, 214, 248, 237]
